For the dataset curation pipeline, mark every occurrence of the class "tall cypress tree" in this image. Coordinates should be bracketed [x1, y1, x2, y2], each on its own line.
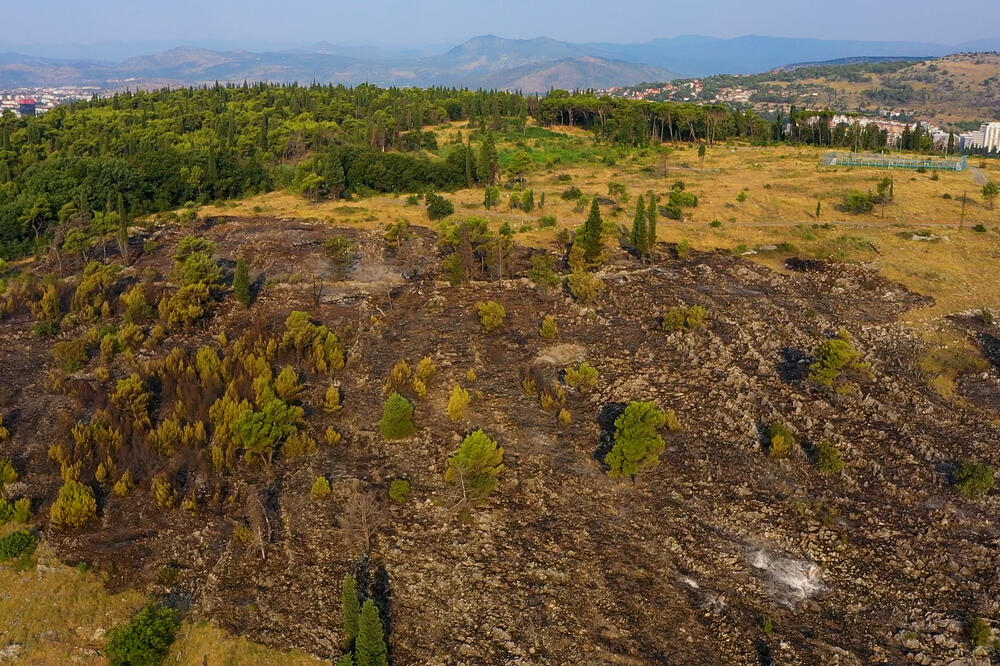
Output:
[630, 194, 647, 253]
[577, 198, 604, 263]
[233, 256, 251, 307]
[646, 193, 657, 254]
[463, 136, 474, 188]
[477, 132, 498, 185]
[116, 192, 129, 263]
[355, 599, 388, 666]
[342, 573, 361, 647]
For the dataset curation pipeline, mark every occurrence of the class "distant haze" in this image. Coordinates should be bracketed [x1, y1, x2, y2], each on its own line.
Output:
[3, 0, 999, 56]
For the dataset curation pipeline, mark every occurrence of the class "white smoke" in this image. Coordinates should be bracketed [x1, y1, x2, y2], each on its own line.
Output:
[749, 549, 824, 607]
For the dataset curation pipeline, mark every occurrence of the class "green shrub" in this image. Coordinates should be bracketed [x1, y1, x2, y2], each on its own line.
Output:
[560, 186, 583, 200]
[767, 421, 795, 459]
[112, 374, 153, 428]
[380, 392, 415, 439]
[0, 529, 37, 562]
[972, 224, 987, 233]
[174, 236, 216, 262]
[605, 401, 667, 480]
[105, 604, 179, 666]
[668, 189, 698, 208]
[475, 301, 506, 333]
[0, 497, 31, 524]
[177, 252, 222, 286]
[389, 479, 411, 504]
[969, 617, 993, 647]
[0, 458, 18, 487]
[809, 329, 870, 393]
[529, 254, 561, 295]
[231, 399, 305, 465]
[840, 191, 876, 214]
[280, 311, 345, 373]
[814, 439, 844, 473]
[954, 461, 995, 499]
[425, 193, 454, 220]
[120, 284, 153, 323]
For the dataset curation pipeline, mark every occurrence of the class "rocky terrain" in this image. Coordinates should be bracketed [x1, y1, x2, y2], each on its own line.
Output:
[1, 215, 999, 664]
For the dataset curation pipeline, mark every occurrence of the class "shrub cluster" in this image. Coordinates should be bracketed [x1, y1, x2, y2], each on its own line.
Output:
[105, 604, 179, 666]
[0, 529, 37, 562]
[661, 304, 708, 331]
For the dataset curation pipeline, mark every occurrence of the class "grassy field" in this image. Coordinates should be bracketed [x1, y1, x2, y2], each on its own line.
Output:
[199, 136, 1000, 325]
[0, 530, 323, 665]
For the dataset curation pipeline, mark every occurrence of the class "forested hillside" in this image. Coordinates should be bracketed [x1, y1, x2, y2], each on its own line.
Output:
[0, 82, 954, 262]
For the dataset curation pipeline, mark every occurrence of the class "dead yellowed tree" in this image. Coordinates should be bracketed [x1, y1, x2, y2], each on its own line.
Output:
[247, 489, 271, 561]
[339, 485, 386, 553]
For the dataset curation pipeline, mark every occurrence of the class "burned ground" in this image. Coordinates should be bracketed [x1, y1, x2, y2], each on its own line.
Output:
[1, 215, 998, 665]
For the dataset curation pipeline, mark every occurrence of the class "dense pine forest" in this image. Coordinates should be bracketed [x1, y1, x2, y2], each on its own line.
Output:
[0, 82, 907, 260]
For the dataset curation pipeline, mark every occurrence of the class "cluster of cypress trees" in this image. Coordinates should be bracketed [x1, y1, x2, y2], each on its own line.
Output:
[339, 572, 389, 666]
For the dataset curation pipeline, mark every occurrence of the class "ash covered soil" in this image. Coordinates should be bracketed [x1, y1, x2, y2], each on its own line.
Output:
[2, 215, 1000, 665]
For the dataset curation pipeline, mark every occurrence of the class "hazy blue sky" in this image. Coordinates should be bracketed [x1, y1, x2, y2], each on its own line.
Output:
[4, 0, 997, 48]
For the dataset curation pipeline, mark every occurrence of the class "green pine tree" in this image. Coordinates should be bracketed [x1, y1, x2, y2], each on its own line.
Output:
[646, 193, 657, 254]
[630, 195, 647, 253]
[605, 401, 667, 481]
[233, 256, 251, 307]
[342, 573, 361, 646]
[577, 198, 604, 263]
[336, 654, 355, 666]
[355, 599, 388, 666]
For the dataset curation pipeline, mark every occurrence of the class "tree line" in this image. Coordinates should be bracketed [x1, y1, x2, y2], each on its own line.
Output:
[0, 80, 961, 260]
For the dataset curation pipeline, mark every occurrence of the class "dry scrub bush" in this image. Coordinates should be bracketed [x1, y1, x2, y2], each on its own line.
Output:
[661, 304, 707, 331]
[539, 315, 558, 339]
[50, 479, 97, 528]
[768, 421, 795, 459]
[312, 476, 332, 500]
[323, 385, 343, 413]
[565, 362, 598, 390]
[281, 311, 345, 373]
[447, 384, 471, 421]
[475, 301, 506, 333]
[158, 283, 213, 329]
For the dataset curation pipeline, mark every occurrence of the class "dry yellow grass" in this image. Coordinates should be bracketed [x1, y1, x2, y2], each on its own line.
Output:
[0, 539, 144, 664]
[197, 140, 999, 325]
[165, 622, 326, 666]
[0, 532, 322, 665]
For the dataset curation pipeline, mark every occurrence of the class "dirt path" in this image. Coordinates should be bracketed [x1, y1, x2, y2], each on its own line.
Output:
[970, 166, 988, 185]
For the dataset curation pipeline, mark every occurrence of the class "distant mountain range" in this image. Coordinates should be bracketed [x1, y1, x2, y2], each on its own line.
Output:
[1, 33, 998, 93]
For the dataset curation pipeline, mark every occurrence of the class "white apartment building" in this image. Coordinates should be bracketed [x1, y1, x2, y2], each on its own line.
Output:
[961, 123, 1000, 152]
[982, 122, 1000, 152]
